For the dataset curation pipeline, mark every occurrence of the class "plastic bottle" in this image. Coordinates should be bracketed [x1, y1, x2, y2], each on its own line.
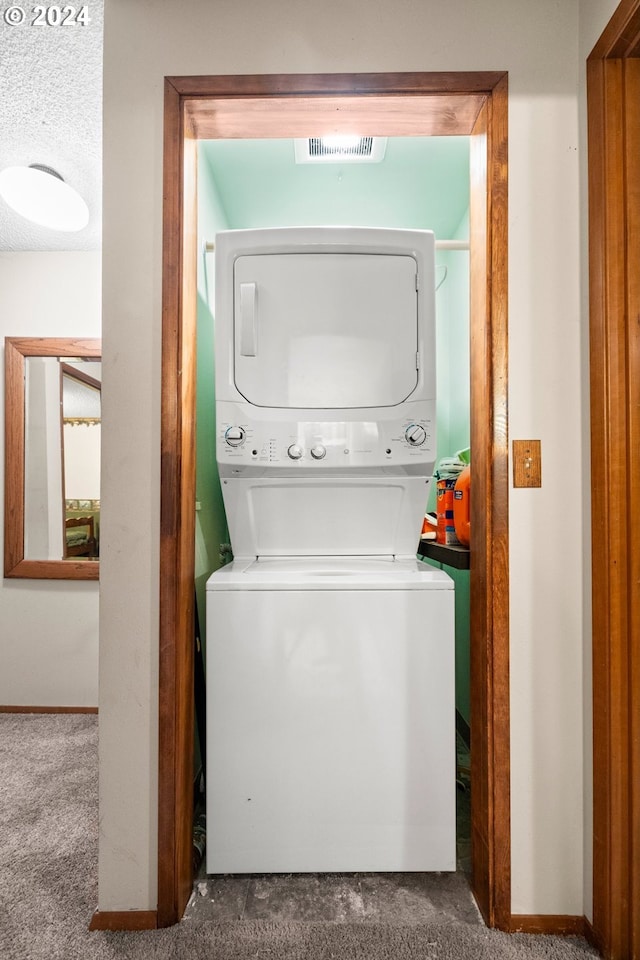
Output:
[453, 465, 471, 547]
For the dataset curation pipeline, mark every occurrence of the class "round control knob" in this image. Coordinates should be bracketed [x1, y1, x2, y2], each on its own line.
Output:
[225, 426, 245, 447]
[287, 444, 303, 460]
[310, 444, 326, 460]
[405, 424, 427, 446]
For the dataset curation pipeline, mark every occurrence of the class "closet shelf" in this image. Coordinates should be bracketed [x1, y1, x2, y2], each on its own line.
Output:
[418, 539, 470, 570]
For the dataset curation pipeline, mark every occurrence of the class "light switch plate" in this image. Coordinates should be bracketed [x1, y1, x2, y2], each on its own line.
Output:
[513, 439, 542, 487]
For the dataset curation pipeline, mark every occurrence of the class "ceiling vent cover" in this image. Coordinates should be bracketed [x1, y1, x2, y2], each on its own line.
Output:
[294, 136, 387, 164]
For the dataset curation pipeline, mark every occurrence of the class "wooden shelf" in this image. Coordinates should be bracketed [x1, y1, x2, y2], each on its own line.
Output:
[417, 539, 470, 570]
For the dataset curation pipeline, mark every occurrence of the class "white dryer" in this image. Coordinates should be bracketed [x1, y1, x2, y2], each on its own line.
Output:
[206, 227, 455, 874]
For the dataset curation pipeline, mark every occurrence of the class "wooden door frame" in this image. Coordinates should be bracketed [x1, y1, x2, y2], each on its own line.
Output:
[158, 72, 510, 929]
[587, 2, 640, 956]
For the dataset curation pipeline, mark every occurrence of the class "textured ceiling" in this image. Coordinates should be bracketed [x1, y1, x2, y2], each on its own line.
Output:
[0, 4, 467, 252]
[0, 1, 103, 251]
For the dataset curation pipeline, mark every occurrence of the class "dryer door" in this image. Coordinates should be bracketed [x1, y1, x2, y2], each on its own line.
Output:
[233, 252, 418, 409]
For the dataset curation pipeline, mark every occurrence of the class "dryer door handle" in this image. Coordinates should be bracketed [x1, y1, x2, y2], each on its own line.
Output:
[239, 281, 257, 356]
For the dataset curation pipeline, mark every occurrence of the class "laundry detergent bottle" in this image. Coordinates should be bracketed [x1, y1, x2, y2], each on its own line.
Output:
[453, 465, 471, 547]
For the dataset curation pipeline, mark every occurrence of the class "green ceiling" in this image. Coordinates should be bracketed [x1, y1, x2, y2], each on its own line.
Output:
[200, 137, 469, 239]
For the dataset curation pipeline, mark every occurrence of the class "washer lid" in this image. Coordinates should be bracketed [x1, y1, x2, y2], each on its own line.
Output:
[206, 556, 453, 591]
[233, 252, 419, 409]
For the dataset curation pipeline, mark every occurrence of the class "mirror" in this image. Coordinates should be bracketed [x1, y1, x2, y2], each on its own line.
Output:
[4, 337, 101, 579]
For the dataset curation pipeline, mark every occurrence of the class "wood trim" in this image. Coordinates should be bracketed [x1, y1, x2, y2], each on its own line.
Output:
[5, 559, 99, 580]
[468, 76, 510, 931]
[159, 71, 510, 928]
[89, 909, 157, 931]
[587, 54, 615, 957]
[624, 58, 640, 957]
[583, 916, 600, 951]
[60, 362, 102, 392]
[588, 54, 623, 958]
[157, 79, 183, 927]
[175, 129, 198, 923]
[4, 337, 101, 358]
[157, 79, 197, 929]
[186, 95, 485, 140]
[589, 0, 640, 59]
[3, 337, 101, 581]
[508, 915, 587, 936]
[168, 70, 507, 98]
[587, 6, 640, 956]
[168, 72, 504, 141]
[469, 103, 491, 924]
[0, 705, 98, 714]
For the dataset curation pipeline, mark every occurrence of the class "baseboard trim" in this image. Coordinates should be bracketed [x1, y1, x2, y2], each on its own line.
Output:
[582, 917, 599, 949]
[0, 705, 98, 714]
[509, 914, 587, 936]
[89, 909, 157, 931]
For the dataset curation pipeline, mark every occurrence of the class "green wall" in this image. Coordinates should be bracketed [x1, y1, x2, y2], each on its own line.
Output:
[200, 137, 470, 236]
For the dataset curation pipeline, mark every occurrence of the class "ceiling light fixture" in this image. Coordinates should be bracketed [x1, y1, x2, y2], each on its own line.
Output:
[0, 164, 89, 232]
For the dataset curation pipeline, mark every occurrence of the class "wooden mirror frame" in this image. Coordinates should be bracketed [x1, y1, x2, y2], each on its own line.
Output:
[4, 336, 101, 580]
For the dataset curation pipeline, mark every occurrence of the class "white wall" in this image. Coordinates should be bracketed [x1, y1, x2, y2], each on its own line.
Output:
[102, 0, 585, 916]
[580, 0, 620, 53]
[0, 252, 101, 707]
[507, 92, 583, 917]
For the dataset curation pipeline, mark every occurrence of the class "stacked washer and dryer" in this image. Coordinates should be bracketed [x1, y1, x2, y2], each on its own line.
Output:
[206, 226, 455, 874]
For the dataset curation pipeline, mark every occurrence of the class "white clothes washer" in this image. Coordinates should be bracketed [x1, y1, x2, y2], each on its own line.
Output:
[206, 557, 455, 873]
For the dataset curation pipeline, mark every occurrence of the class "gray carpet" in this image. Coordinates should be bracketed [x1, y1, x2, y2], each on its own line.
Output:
[0, 714, 598, 959]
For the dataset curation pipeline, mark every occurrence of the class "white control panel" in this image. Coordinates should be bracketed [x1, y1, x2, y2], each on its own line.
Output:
[216, 401, 435, 478]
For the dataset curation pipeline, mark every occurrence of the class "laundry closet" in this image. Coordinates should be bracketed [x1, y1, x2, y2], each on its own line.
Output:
[194, 136, 471, 872]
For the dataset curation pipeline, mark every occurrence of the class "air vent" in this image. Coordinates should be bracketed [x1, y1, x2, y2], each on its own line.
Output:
[294, 136, 387, 164]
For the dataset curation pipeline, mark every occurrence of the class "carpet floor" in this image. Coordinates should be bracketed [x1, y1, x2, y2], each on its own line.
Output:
[0, 713, 598, 960]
